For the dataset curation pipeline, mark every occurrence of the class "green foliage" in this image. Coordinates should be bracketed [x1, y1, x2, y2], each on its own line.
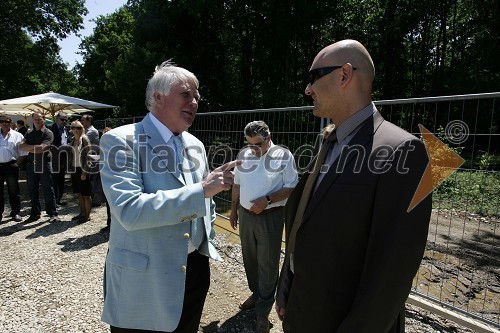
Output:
[75, 0, 500, 116]
[434, 170, 500, 216]
[77, 7, 140, 114]
[0, 0, 87, 99]
[475, 151, 500, 171]
[432, 128, 499, 217]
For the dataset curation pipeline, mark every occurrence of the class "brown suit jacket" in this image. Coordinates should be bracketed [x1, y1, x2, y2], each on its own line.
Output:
[277, 111, 432, 333]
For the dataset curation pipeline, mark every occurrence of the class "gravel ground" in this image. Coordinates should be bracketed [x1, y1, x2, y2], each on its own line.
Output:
[0, 189, 478, 333]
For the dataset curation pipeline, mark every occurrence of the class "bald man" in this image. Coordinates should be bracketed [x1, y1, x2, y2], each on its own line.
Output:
[275, 40, 432, 332]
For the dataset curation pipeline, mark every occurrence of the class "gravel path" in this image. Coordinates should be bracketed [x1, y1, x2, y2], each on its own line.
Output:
[0, 191, 477, 333]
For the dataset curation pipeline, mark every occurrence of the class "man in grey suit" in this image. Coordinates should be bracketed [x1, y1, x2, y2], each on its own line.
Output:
[100, 61, 240, 332]
[81, 114, 102, 208]
[81, 114, 99, 145]
[275, 40, 432, 332]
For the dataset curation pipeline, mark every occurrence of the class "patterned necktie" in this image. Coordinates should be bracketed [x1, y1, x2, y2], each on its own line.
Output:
[172, 135, 185, 181]
[286, 129, 337, 258]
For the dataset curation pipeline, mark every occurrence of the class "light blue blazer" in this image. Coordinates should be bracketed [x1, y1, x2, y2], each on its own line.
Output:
[100, 114, 221, 331]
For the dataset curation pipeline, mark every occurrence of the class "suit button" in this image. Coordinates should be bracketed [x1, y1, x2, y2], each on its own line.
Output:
[184, 233, 190, 239]
[180, 265, 187, 272]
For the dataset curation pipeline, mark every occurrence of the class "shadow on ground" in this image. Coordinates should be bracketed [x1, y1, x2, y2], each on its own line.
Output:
[57, 228, 109, 252]
[201, 309, 276, 333]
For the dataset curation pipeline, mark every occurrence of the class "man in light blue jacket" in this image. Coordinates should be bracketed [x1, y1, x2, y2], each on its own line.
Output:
[100, 60, 240, 332]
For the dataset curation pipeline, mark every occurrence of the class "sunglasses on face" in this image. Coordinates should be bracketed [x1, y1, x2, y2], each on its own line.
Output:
[246, 138, 268, 148]
[308, 65, 357, 85]
[59, 118, 68, 122]
[0, 120, 11, 124]
[71, 126, 83, 130]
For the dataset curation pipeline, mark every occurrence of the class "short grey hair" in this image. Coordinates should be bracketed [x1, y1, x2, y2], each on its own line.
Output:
[145, 59, 199, 112]
[244, 121, 270, 139]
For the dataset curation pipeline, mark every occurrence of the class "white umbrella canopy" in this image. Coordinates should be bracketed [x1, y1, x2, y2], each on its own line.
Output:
[0, 108, 94, 119]
[0, 92, 114, 120]
[0, 110, 35, 118]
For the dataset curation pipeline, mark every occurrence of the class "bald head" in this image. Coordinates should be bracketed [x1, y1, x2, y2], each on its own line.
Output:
[305, 40, 375, 124]
[313, 39, 375, 86]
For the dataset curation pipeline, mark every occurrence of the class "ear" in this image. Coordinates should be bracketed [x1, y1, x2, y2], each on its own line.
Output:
[340, 63, 355, 88]
[154, 92, 163, 105]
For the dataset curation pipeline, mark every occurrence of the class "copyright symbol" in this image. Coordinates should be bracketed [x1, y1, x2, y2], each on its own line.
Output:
[445, 120, 469, 144]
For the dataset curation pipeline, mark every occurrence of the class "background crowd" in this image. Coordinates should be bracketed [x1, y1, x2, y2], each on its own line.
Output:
[0, 111, 109, 230]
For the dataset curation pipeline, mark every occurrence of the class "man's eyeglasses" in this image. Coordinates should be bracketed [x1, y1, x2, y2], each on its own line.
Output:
[59, 118, 68, 122]
[245, 138, 269, 148]
[0, 120, 11, 124]
[308, 65, 357, 85]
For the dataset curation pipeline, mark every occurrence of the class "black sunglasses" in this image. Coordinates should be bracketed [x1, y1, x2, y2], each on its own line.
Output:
[308, 65, 357, 85]
[0, 120, 11, 123]
[71, 126, 83, 130]
[59, 118, 68, 122]
[245, 138, 269, 148]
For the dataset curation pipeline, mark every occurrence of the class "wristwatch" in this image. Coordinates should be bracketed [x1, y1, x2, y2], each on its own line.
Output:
[266, 195, 272, 206]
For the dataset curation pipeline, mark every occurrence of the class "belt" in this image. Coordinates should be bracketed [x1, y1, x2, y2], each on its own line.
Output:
[241, 205, 283, 216]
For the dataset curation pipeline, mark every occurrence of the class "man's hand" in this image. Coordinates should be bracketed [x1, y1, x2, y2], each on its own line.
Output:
[229, 210, 238, 230]
[249, 196, 267, 214]
[275, 304, 286, 321]
[202, 160, 242, 198]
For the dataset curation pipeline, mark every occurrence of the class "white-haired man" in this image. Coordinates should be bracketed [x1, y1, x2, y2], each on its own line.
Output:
[100, 61, 240, 332]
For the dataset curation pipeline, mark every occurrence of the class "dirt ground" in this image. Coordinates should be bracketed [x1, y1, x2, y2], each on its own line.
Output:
[416, 209, 499, 324]
[0, 177, 497, 332]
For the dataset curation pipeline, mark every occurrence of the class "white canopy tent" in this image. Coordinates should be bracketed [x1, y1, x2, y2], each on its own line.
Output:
[0, 92, 115, 121]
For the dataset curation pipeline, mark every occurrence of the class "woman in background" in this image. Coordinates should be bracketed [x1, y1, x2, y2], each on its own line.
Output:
[69, 120, 92, 223]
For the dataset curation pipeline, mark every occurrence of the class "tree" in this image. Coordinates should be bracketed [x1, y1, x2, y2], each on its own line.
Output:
[0, 0, 87, 99]
[78, 6, 137, 114]
[76, 0, 500, 116]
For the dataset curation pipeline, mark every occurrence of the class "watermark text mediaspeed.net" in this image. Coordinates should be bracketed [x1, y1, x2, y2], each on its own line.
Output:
[33, 121, 466, 212]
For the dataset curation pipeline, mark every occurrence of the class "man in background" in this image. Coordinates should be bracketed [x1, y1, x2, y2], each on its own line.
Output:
[81, 114, 100, 207]
[81, 114, 99, 145]
[19, 112, 59, 223]
[49, 112, 70, 206]
[16, 120, 28, 136]
[0, 115, 26, 222]
[230, 120, 297, 333]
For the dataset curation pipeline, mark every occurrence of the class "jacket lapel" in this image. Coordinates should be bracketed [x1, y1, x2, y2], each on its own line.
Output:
[139, 116, 185, 185]
[302, 112, 385, 221]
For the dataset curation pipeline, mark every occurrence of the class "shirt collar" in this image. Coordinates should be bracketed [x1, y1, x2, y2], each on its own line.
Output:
[336, 102, 376, 142]
[148, 112, 178, 144]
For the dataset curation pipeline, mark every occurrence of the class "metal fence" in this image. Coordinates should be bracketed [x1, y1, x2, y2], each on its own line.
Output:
[103, 92, 499, 328]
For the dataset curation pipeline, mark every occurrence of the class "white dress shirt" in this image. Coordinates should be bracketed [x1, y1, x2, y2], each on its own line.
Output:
[0, 129, 27, 163]
[234, 142, 298, 210]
